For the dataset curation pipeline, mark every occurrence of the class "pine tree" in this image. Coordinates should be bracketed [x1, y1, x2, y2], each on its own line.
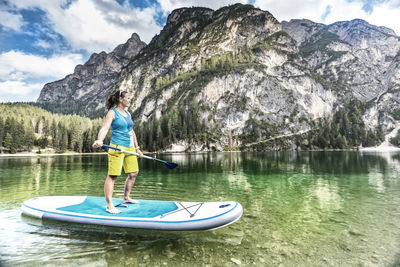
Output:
[169, 108, 179, 141]
[146, 122, 153, 151]
[161, 115, 169, 139]
[4, 117, 13, 138]
[69, 119, 83, 152]
[25, 129, 35, 150]
[5, 133, 17, 153]
[82, 129, 92, 152]
[50, 119, 57, 148]
[60, 127, 68, 152]
[37, 136, 49, 149]
[0, 117, 4, 147]
[43, 118, 49, 137]
[156, 124, 163, 149]
[14, 120, 25, 149]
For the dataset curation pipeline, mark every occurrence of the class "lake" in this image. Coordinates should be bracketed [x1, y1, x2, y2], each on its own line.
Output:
[0, 151, 399, 266]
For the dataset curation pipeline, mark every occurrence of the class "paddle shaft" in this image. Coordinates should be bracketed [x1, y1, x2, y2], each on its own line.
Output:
[101, 144, 178, 170]
[103, 144, 175, 165]
[103, 144, 154, 161]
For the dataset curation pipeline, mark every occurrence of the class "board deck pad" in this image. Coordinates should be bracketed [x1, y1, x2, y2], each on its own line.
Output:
[57, 197, 179, 218]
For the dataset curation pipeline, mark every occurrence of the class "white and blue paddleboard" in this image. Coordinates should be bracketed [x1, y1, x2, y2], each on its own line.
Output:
[21, 196, 243, 230]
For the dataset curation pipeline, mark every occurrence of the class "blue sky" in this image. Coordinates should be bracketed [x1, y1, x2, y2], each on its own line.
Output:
[1, 0, 399, 103]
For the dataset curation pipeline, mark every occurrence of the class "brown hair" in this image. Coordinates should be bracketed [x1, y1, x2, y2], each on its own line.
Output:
[106, 90, 128, 110]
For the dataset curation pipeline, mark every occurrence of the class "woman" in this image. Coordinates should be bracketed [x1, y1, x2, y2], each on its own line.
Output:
[92, 90, 143, 214]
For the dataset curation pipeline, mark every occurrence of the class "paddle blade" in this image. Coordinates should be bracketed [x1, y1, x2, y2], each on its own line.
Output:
[165, 161, 178, 170]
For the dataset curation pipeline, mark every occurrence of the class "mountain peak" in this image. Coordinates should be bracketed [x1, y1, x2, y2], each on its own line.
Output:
[165, 7, 213, 29]
[145, 4, 281, 55]
[113, 33, 146, 58]
[37, 33, 146, 114]
[330, 18, 397, 36]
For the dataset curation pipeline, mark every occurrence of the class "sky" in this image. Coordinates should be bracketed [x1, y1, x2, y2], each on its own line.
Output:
[0, 0, 399, 103]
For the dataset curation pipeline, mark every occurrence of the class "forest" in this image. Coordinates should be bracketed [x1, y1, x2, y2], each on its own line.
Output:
[309, 100, 384, 149]
[0, 103, 107, 154]
[0, 100, 389, 154]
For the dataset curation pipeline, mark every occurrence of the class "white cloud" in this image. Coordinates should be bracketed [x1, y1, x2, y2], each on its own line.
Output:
[0, 10, 24, 31]
[0, 81, 43, 102]
[253, 0, 354, 22]
[34, 39, 52, 49]
[0, 51, 83, 102]
[0, 50, 83, 81]
[12, 0, 162, 52]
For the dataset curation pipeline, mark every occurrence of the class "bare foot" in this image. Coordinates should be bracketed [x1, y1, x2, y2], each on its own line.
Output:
[106, 206, 121, 214]
[123, 198, 138, 204]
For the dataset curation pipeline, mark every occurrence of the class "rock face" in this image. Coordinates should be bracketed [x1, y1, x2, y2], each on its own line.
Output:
[281, 18, 400, 133]
[37, 4, 400, 150]
[37, 33, 146, 116]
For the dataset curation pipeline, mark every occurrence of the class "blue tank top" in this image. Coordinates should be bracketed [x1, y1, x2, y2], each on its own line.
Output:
[110, 108, 134, 147]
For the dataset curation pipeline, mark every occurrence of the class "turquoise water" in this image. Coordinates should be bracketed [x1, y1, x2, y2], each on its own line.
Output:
[0, 151, 399, 266]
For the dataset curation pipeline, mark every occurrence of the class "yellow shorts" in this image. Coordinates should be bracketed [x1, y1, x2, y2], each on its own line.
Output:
[107, 143, 139, 176]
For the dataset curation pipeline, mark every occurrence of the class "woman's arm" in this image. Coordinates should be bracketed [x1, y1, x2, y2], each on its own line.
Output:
[132, 130, 143, 158]
[92, 110, 114, 148]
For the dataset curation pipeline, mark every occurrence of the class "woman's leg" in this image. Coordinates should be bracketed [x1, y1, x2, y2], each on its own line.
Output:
[123, 171, 138, 203]
[104, 175, 120, 213]
[106, 144, 124, 213]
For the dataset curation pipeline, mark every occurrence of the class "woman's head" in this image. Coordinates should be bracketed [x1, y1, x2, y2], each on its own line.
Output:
[106, 90, 131, 110]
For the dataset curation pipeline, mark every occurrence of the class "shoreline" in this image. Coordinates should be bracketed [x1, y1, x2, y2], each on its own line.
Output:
[2, 146, 400, 157]
[359, 146, 400, 152]
[0, 152, 107, 157]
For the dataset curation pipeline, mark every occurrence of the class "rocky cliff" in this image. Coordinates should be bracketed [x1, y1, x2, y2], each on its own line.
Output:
[37, 4, 400, 151]
[281, 18, 400, 138]
[37, 33, 146, 116]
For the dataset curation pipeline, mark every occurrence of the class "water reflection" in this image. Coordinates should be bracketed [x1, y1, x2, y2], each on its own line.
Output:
[157, 150, 400, 175]
[1, 151, 399, 203]
[313, 178, 342, 210]
[0, 155, 106, 203]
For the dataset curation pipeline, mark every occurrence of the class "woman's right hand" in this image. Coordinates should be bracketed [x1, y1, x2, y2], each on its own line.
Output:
[92, 140, 103, 148]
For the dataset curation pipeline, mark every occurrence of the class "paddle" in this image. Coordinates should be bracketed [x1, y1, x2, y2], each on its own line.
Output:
[102, 144, 178, 170]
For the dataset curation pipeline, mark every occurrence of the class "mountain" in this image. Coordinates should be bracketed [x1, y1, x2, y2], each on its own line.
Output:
[281, 18, 400, 144]
[37, 33, 146, 117]
[37, 4, 400, 151]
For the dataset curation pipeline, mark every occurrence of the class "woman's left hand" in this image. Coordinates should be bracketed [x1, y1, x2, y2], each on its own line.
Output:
[136, 149, 143, 158]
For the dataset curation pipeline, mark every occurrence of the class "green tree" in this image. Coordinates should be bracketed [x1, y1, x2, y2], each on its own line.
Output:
[365, 130, 378, 146]
[161, 115, 170, 139]
[82, 129, 93, 152]
[69, 119, 83, 152]
[14, 120, 25, 149]
[25, 128, 36, 150]
[37, 136, 49, 149]
[0, 117, 4, 147]
[50, 119, 57, 147]
[60, 127, 68, 152]
[4, 133, 14, 153]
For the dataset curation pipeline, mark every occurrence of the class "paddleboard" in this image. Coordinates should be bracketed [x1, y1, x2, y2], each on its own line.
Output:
[21, 196, 243, 230]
